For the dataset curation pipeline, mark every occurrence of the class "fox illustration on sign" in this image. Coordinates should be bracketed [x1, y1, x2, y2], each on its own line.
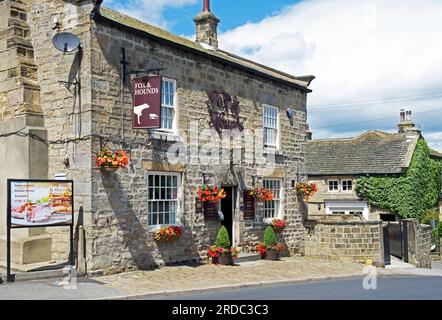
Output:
[132, 75, 162, 129]
[134, 103, 150, 125]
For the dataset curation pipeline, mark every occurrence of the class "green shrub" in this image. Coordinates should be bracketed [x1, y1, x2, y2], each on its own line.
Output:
[356, 140, 442, 219]
[263, 225, 277, 247]
[420, 209, 440, 225]
[216, 225, 231, 249]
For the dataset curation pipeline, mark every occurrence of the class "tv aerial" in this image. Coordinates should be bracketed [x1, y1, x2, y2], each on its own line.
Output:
[52, 32, 81, 53]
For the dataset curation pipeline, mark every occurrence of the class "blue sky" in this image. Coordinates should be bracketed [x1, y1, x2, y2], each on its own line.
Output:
[106, 0, 442, 151]
[162, 0, 300, 35]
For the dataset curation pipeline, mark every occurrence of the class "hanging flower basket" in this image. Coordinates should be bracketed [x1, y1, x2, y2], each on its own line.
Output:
[295, 182, 318, 202]
[248, 187, 273, 202]
[197, 185, 226, 203]
[154, 225, 183, 243]
[96, 147, 129, 172]
[270, 219, 287, 233]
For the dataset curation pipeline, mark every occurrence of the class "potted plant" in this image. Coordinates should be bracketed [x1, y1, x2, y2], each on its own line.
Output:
[271, 218, 287, 233]
[154, 225, 183, 242]
[95, 147, 129, 172]
[248, 187, 273, 202]
[256, 225, 284, 261]
[207, 225, 238, 265]
[295, 181, 318, 201]
[197, 185, 226, 203]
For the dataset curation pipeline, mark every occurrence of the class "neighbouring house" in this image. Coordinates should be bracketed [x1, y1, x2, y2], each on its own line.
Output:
[305, 110, 442, 222]
[0, 0, 314, 274]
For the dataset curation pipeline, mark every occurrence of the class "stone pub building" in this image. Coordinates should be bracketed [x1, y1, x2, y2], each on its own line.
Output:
[0, 0, 314, 274]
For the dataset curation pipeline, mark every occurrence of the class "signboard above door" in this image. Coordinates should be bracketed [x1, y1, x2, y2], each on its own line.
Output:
[132, 75, 162, 129]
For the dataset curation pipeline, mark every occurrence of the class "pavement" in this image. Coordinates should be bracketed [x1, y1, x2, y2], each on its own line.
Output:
[0, 256, 441, 300]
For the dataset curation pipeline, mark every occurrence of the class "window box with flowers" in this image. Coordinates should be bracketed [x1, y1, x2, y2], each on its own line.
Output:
[295, 181, 318, 202]
[270, 218, 287, 233]
[154, 225, 183, 243]
[248, 187, 273, 202]
[95, 147, 129, 172]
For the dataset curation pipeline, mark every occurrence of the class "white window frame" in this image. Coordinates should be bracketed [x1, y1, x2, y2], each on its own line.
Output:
[325, 200, 369, 220]
[263, 104, 279, 150]
[262, 179, 282, 221]
[159, 77, 177, 132]
[328, 180, 339, 192]
[341, 180, 353, 192]
[146, 171, 181, 228]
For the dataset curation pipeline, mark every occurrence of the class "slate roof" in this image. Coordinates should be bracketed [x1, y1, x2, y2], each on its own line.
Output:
[94, 7, 314, 92]
[306, 131, 419, 176]
[430, 148, 442, 160]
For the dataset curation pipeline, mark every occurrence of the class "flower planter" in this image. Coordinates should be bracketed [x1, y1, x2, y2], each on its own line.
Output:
[100, 166, 119, 172]
[217, 252, 234, 266]
[155, 234, 181, 243]
[265, 250, 279, 261]
[272, 226, 285, 233]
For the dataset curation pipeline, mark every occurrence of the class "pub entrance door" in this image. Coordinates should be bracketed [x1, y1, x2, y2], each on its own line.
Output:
[221, 186, 235, 244]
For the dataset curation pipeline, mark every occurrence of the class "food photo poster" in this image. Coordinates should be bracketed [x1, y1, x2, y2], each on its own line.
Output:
[9, 180, 73, 227]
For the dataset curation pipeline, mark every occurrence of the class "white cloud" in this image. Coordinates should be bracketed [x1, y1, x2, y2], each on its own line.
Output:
[107, 0, 198, 29]
[218, 0, 442, 150]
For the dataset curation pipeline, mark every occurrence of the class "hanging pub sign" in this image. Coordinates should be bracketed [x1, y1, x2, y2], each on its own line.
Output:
[206, 91, 244, 134]
[132, 75, 162, 129]
[243, 190, 256, 220]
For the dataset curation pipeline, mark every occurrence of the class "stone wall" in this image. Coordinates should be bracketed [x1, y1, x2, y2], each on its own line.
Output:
[404, 219, 432, 268]
[304, 215, 384, 266]
[26, 0, 94, 263]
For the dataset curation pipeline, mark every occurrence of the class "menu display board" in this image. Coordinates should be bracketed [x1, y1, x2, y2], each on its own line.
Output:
[8, 180, 74, 228]
[203, 201, 218, 221]
[243, 190, 255, 220]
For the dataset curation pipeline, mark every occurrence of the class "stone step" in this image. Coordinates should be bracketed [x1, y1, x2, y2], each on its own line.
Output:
[0, 262, 72, 282]
[236, 253, 261, 263]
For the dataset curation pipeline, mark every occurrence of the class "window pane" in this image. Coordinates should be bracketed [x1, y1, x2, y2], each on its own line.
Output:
[148, 173, 179, 226]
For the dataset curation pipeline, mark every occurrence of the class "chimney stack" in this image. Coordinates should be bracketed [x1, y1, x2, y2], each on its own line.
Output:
[398, 109, 421, 136]
[193, 0, 220, 49]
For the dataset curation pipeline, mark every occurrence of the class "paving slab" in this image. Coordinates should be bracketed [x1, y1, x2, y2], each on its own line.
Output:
[96, 257, 370, 298]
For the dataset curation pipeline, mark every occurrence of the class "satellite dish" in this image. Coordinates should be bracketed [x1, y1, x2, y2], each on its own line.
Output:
[52, 32, 80, 53]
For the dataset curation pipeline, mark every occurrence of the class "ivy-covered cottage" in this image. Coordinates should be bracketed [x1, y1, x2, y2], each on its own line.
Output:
[0, 0, 314, 275]
[305, 110, 442, 222]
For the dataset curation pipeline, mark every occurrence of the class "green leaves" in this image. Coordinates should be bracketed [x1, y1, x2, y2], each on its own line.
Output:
[215, 225, 231, 249]
[263, 225, 277, 247]
[356, 140, 442, 219]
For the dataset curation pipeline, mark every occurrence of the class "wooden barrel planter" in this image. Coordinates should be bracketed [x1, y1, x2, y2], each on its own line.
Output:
[265, 250, 279, 261]
[217, 253, 234, 266]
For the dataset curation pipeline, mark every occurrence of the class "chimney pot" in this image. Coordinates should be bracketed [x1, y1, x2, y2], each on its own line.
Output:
[400, 109, 405, 122]
[203, 0, 210, 12]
